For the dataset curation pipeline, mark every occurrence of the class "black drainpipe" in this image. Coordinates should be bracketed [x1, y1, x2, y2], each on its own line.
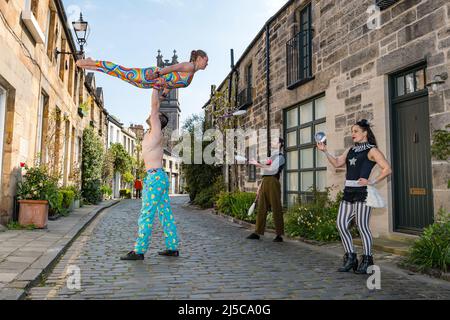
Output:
[227, 49, 235, 192]
[265, 23, 271, 158]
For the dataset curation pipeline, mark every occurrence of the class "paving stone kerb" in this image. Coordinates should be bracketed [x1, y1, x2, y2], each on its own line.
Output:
[27, 197, 450, 300]
[0, 200, 120, 300]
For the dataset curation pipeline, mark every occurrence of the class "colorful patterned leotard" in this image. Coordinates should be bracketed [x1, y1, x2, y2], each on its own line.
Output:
[93, 60, 194, 90]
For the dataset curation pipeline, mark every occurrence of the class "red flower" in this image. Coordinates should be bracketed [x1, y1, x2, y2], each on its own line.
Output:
[20, 162, 26, 168]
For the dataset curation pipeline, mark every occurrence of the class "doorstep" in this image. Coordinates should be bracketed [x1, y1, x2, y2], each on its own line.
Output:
[354, 233, 417, 257]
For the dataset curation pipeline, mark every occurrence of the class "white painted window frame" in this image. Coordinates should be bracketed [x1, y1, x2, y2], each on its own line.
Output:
[21, 0, 46, 44]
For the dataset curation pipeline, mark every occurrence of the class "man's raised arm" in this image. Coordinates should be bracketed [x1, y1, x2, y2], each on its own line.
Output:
[149, 89, 161, 136]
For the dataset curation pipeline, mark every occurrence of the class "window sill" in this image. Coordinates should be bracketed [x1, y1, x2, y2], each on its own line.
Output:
[238, 101, 253, 110]
[21, 10, 45, 44]
[287, 76, 315, 91]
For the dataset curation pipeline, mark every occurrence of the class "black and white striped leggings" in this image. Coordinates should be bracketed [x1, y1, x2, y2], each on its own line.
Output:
[337, 201, 373, 256]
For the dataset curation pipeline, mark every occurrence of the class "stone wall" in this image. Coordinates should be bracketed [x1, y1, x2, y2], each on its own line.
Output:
[0, 0, 105, 223]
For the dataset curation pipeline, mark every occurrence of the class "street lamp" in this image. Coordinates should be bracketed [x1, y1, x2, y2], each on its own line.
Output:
[426, 72, 448, 93]
[72, 13, 89, 53]
[55, 13, 89, 59]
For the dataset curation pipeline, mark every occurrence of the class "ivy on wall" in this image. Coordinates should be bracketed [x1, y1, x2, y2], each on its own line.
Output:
[81, 127, 104, 204]
[431, 124, 450, 161]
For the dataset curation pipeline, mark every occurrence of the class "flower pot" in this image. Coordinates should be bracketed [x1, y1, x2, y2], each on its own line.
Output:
[74, 199, 80, 209]
[18, 200, 48, 229]
[69, 200, 75, 212]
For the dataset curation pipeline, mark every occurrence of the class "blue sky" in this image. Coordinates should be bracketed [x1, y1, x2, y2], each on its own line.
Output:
[62, 0, 288, 128]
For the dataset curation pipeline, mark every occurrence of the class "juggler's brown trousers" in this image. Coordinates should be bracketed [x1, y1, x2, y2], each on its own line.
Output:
[255, 176, 284, 236]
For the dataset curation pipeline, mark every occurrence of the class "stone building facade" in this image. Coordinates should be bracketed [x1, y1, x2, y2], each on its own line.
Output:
[0, 0, 108, 224]
[205, 0, 450, 237]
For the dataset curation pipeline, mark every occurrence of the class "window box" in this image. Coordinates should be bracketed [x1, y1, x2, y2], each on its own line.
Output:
[21, 10, 45, 44]
[78, 107, 87, 118]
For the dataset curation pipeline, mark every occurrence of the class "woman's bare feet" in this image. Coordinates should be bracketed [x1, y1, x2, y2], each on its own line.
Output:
[76, 57, 96, 69]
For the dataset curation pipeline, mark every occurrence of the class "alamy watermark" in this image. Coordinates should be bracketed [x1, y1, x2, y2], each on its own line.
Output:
[170, 127, 283, 165]
[366, 265, 381, 290]
[66, 265, 81, 290]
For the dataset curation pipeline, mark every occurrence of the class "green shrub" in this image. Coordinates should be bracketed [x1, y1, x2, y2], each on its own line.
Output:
[180, 114, 223, 202]
[123, 171, 134, 184]
[216, 192, 234, 215]
[193, 188, 215, 209]
[230, 192, 256, 221]
[100, 185, 113, 197]
[216, 191, 256, 222]
[431, 124, 450, 160]
[193, 176, 227, 209]
[81, 128, 104, 205]
[284, 189, 356, 242]
[48, 190, 64, 216]
[109, 143, 133, 175]
[66, 185, 81, 200]
[82, 179, 103, 204]
[119, 189, 132, 199]
[406, 208, 450, 272]
[59, 189, 75, 209]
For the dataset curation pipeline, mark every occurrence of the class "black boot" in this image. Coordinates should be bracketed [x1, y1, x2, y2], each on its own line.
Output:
[273, 235, 283, 242]
[355, 255, 374, 274]
[120, 251, 144, 261]
[338, 252, 358, 272]
[158, 250, 179, 257]
[246, 233, 260, 240]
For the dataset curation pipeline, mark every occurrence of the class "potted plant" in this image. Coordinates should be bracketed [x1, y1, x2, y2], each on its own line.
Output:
[60, 188, 75, 215]
[100, 185, 113, 200]
[78, 97, 91, 118]
[71, 186, 82, 209]
[68, 163, 82, 209]
[16, 163, 57, 229]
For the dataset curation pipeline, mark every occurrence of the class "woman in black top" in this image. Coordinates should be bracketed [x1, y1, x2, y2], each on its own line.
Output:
[317, 119, 392, 274]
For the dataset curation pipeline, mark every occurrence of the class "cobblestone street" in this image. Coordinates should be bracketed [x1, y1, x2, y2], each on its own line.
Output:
[27, 196, 450, 300]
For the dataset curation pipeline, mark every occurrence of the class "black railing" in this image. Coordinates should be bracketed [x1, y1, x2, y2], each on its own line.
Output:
[286, 29, 313, 89]
[237, 87, 253, 108]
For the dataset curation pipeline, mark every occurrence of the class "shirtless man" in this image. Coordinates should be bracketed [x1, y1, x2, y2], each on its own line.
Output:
[121, 89, 179, 260]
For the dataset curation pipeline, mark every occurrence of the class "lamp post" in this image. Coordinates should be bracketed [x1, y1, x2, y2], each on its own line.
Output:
[72, 13, 89, 56]
[55, 13, 89, 59]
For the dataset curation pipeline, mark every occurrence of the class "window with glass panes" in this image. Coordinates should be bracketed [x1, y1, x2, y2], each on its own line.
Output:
[284, 95, 327, 207]
[394, 66, 426, 98]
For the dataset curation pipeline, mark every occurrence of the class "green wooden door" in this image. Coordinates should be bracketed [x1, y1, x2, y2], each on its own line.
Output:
[392, 86, 434, 233]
